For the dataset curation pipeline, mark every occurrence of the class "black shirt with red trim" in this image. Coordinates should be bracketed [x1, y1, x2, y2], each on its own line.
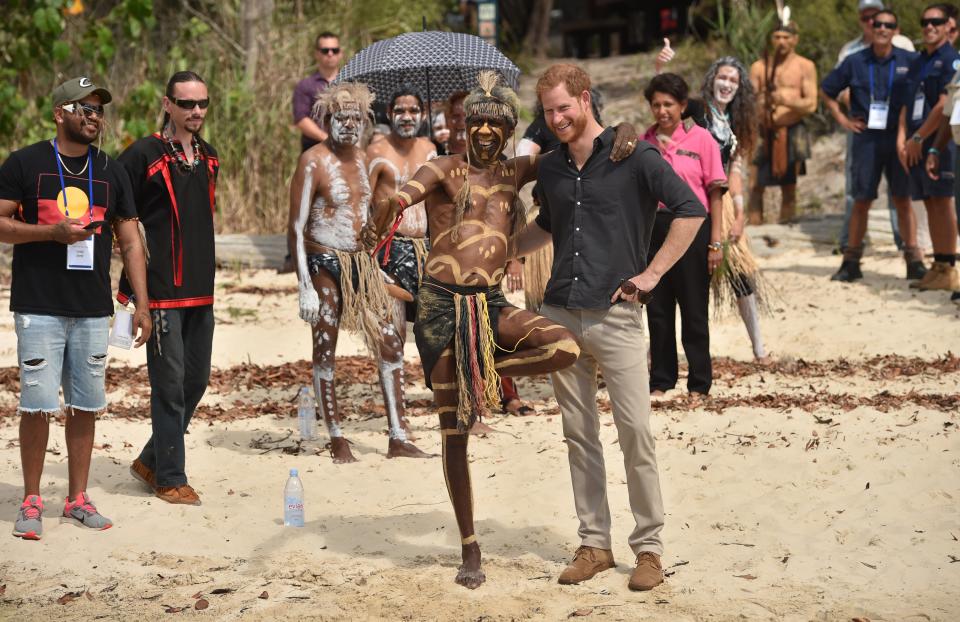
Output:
[0, 141, 137, 317]
[117, 133, 218, 309]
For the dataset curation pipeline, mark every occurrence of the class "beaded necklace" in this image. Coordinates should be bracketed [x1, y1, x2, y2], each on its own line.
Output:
[161, 128, 204, 173]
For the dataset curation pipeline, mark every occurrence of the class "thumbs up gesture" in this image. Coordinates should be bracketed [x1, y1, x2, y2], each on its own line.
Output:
[655, 38, 675, 74]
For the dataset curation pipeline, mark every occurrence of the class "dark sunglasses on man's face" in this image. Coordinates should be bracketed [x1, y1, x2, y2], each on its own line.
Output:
[921, 16, 949, 27]
[63, 102, 105, 118]
[317, 47, 340, 55]
[873, 20, 898, 30]
[173, 98, 210, 110]
[860, 11, 878, 22]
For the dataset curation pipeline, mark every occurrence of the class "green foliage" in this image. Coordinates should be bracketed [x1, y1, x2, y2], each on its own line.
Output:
[0, 0, 456, 232]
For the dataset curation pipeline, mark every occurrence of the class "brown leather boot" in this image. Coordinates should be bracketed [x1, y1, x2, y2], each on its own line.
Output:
[156, 484, 202, 506]
[129, 458, 156, 490]
[557, 546, 615, 584]
[918, 262, 960, 291]
[628, 551, 664, 591]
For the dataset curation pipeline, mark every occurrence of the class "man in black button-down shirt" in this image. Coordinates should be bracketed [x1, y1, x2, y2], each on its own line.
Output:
[516, 64, 705, 591]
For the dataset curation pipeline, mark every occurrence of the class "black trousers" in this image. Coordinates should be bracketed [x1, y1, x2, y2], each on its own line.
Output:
[646, 212, 712, 394]
[138, 305, 214, 487]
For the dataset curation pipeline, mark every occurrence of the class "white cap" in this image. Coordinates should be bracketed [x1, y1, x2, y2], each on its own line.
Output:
[858, 0, 884, 11]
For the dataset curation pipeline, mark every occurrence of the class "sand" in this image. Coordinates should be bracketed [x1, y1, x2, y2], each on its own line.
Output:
[0, 221, 958, 621]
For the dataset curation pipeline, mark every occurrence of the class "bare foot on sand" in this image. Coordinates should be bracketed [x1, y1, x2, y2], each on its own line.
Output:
[469, 420, 496, 435]
[386, 438, 434, 459]
[455, 542, 485, 589]
[502, 398, 535, 416]
[328, 437, 357, 463]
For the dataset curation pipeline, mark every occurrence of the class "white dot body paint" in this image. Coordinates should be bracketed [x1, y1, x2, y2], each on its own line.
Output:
[714, 77, 739, 105]
[313, 363, 342, 438]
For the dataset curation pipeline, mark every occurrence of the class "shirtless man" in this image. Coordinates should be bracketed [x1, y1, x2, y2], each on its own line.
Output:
[288, 82, 428, 463]
[366, 86, 436, 331]
[363, 71, 636, 589]
[749, 19, 818, 223]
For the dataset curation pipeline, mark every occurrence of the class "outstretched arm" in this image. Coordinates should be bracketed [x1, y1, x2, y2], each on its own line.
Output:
[288, 152, 321, 324]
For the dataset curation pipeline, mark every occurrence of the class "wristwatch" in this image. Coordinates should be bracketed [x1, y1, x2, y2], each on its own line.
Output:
[911, 133, 924, 144]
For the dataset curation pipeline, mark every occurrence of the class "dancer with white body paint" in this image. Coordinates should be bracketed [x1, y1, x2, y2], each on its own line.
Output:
[367, 86, 437, 365]
[287, 82, 430, 463]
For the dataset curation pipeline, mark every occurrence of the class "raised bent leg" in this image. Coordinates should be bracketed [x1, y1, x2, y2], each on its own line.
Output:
[432, 347, 484, 589]
[492, 306, 580, 377]
[309, 268, 354, 463]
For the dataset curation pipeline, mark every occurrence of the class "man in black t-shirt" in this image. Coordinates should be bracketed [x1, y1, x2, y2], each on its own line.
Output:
[0, 76, 151, 540]
[120, 71, 219, 507]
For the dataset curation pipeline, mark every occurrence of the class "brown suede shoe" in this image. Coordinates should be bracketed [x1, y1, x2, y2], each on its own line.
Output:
[156, 484, 201, 506]
[130, 458, 156, 490]
[628, 551, 664, 591]
[557, 546, 616, 584]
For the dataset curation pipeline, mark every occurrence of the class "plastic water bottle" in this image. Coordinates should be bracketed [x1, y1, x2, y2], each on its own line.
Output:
[297, 386, 317, 440]
[283, 468, 305, 527]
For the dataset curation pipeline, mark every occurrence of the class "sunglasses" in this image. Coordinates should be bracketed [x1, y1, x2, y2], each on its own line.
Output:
[860, 12, 878, 22]
[317, 47, 341, 55]
[62, 102, 105, 118]
[921, 16, 949, 27]
[172, 98, 210, 110]
[873, 20, 898, 29]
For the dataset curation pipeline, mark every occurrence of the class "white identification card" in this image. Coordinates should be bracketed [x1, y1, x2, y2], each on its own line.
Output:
[913, 93, 926, 122]
[868, 102, 889, 130]
[66, 237, 94, 270]
[109, 307, 134, 349]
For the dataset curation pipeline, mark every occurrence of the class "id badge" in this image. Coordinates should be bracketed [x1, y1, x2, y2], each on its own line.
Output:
[109, 307, 134, 349]
[912, 93, 926, 122]
[867, 102, 889, 130]
[66, 237, 94, 270]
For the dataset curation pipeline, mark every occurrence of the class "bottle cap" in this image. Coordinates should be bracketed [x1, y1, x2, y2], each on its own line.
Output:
[290, 468, 298, 476]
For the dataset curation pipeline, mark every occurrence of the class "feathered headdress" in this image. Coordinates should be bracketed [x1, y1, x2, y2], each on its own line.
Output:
[773, 1, 797, 33]
[463, 70, 519, 128]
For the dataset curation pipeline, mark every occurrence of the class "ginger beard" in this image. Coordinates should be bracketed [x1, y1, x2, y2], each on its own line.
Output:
[390, 96, 422, 139]
[467, 115, 510, 165]
[713, 67, 740, 105]
[543, 91, 590, 144]
[329, 106, 363, 146]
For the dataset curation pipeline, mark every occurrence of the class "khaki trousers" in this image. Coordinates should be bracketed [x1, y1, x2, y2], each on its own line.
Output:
[541, 303, 664, 556]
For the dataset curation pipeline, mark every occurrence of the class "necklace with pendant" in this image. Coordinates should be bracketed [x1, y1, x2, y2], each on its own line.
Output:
[51, 141, 90, 176]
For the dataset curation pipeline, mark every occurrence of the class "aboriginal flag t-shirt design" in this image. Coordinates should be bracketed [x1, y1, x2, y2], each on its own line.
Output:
[0, 140, 137, 317]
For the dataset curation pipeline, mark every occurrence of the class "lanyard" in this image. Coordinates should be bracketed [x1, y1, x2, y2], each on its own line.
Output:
[52, 138, 93, 222]
[869, 60, 896, 103]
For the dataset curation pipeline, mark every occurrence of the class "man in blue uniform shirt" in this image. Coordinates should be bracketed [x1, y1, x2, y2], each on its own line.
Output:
[822, 9, 924, 282]
[899, 3, 960, 291]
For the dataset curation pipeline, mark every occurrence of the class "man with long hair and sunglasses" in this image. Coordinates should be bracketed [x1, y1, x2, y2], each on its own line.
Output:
[897, 3, 960, 292]
[120, 71, 219, 506]
[0, 76, 151, 539]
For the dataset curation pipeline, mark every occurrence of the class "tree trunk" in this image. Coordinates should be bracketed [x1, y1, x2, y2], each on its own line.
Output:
[522, 0, 553, 58]
[241, 0, 275, 86]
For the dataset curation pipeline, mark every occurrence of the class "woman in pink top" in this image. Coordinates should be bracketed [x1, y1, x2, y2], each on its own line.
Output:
[642, 73, 727, 396]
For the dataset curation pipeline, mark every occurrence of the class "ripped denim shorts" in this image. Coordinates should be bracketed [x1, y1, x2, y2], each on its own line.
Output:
[14, 313, 110, 415]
